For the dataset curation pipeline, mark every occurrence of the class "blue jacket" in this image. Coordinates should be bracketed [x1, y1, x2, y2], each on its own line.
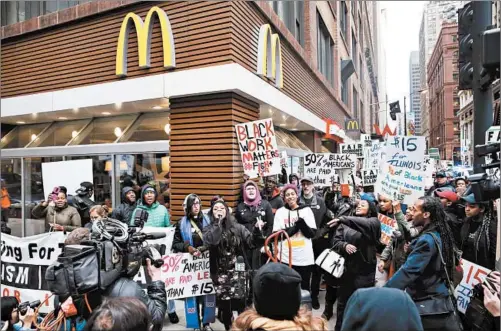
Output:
[385, 231, 449, 300]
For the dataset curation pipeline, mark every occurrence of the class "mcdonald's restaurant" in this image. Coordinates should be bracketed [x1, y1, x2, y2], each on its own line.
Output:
[1, 1, 356, 236]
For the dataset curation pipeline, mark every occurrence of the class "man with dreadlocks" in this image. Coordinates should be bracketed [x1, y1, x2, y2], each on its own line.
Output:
[385, 196, 461, 331]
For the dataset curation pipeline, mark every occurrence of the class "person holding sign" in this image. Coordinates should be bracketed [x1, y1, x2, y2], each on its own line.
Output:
[326, 200, 380, 330]
[32, 190, 81, 233]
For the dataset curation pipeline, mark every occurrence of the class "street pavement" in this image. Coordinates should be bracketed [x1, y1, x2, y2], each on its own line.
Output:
[163, 290, 336, 330]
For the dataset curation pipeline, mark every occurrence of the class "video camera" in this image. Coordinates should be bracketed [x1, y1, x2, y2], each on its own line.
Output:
[18, 300, 41, 315]
[467, 143, 500, 202]
[45, 210, 166, 298]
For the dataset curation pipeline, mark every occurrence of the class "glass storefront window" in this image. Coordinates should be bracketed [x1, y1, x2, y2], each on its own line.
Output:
[125, 113, 170, 142]
[3, 123, 49, 148]
[38, 119, 89, 147]
[1, 158, 23, 237]
[74, 115, 136, 145]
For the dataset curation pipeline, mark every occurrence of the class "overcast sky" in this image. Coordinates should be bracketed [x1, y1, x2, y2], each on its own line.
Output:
[381, 1, 426, 110]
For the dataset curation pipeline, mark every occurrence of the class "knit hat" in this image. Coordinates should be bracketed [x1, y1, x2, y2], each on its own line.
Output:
[253, 263, 302, 320]
[282, 184, 299, 196]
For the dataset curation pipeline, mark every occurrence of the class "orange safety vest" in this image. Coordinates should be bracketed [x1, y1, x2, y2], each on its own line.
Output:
[1, 188, 11, 209]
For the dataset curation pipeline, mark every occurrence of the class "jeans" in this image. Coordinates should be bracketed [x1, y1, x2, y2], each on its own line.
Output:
[167, 300, 176, 314]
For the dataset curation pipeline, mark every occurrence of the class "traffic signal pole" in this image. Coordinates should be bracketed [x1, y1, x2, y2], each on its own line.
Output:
[472, 0, 493, 174]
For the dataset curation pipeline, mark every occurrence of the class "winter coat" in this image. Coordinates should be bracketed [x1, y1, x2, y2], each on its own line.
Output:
[235, 200, 274, 239]
[459, 213, 497, 270]
[299, 194, 333, 229]
[385, 231, 449, 301]
[111, 186, 137, 224]
[32, 203, 81, 233]
[332, 216, 381, 275]
[172, 214, 210, 252]
[130, 186, 170, 228]
[261, 188, 284, 214]
[426, 182, 455, 196]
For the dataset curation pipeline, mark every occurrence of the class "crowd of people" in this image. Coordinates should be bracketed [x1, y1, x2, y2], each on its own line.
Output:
[0, 168, 500, 331]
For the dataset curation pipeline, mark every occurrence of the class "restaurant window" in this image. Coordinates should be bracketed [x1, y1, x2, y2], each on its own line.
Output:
[1, 123, 49, 148]
[340, 1, 348, 40]
[270, 1, 304, 46]
[71, 115, 136, 145]
[124, 113, 170, 142]
[1, 158, 23, 237]
[317, 11, 334, 84]
[36, 119, 90, 147]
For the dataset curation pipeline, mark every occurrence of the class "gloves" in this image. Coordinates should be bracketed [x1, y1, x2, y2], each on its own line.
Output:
[295, 217, 316, 239]
[284, 224, 300, 238]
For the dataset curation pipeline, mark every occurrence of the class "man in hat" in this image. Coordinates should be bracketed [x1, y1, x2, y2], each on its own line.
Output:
[426, 171, 455, 196]
[300, 177, 334, 310]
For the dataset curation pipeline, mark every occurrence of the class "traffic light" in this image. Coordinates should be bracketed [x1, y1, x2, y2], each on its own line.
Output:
[480, 27, 500, 90]
[458, 3, 474, 90]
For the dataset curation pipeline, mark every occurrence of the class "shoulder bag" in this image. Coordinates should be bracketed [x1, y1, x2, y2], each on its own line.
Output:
[315, 248, 345, 278]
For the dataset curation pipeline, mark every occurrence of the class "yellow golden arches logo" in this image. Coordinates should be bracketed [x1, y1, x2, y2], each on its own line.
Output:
[345, 119, 360, 132]
[116, 6, 176, 77]
[256, 24, 283, 89]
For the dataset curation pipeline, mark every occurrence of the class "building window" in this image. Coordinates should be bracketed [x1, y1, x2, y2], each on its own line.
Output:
[271, 1, 304, 46]
[341, 72, 349, 105]
[353, 88, 359, 118]
[317, 11, 334, 84]
[352, 31, 357, 71]
[1, 1, 87, 26]
[453, 72, 458, 81]
[340, 1, 348, 40]
[452, 35, 457, 42]
[359, 55, 364, 86]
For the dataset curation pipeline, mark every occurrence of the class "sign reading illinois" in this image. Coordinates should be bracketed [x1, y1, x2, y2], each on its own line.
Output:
[235, 119, 281, 178]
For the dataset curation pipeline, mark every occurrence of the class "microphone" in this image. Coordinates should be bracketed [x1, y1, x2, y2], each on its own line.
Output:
[132, 232, 167, 241]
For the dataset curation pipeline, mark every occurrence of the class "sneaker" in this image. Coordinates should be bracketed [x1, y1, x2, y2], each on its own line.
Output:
[203, 325, 214, 331]
[168, 312, 179, 324]
[312, 298, 320, 310]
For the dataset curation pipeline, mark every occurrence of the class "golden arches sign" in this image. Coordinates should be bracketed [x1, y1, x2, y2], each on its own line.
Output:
[256, 24, 283, 89]
[116, 6, 176, 77]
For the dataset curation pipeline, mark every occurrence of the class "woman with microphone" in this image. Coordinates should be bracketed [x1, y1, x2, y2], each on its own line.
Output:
[203, 198, 260, 331]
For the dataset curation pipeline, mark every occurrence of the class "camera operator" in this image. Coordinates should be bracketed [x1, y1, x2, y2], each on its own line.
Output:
[70, 181, 97, 227]
[58, 228, 167, 331]
[1, 297, 37, 331]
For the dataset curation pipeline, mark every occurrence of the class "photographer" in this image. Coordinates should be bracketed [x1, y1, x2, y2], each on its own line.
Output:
[57, 228, 167, 331]
[1, 297, 37, 331]
[70, 182, 97, 227]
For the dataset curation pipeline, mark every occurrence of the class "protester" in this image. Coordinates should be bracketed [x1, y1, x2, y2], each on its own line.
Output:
[84, 297, 151, 331]
[262, 176, 284, 214]
[426, 171, 455, 196]
[32, 191, 81, 232]
[272, 184, 317, 291]
[299, 177, 334, 310]
[327, 200, 380, 330]
[103, 197, 113, 215]
[385, 196, 461, 331]
[232, 263, 328, 331]
[238, 174, 250, 204]
[1, 297, 37, 331]
[1, 178, 11, 231]
[459, 194, 497, 270]
[111, 186, 137, 224]
[341, 287, 424, 331]
[434, 189, 464, 244]
[203, 199, 258, 331]
[235, 180, 274, 270]
[324, 181, 341, 212]
[455, 178, 468, 197]
[85, 205, 107, 230]
[130, 185, 170, 227]
[375, 194, 395, 286]
[172, 194, 213, 330]
[289, 173, 300, 191]
[71, 181, 97, 227]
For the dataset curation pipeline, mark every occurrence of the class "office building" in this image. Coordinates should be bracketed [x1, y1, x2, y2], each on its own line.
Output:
[409, 51, 421, 134]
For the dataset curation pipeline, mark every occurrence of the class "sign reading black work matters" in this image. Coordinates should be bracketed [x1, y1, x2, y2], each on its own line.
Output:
[340, 143, 364, 158]
[304, 153, 356, 187]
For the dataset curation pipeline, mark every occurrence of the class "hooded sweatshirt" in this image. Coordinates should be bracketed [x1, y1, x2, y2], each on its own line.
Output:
[130, 186, 170, 228]
[111, 186, 137, 224]
[341, 287, 423, 331]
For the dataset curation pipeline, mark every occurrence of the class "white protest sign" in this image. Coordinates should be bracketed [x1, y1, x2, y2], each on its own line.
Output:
[360, 134, 372, 148]
[280, 151, 288, 168]
[454, 259, 492, 314]
[304, 153, 356, 187]
[362, 168, 378, 186]
[364, 142, 384, 169]
[42, 159, 94, 199]
[1, 232, 66, 313]
[340, 143, 364, 158]
[383, 136, 426, 172]
[485, 126, 500, 176]
[423, 155, 435, 188]
[235, 118, 281, 178]
[375, 163, 425, 205]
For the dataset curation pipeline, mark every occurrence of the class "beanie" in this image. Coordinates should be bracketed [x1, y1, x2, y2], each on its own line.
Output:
[253, 263, 302, 320]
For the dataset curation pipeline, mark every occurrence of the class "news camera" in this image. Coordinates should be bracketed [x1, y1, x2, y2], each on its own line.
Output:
[466, 143, 500, 201]
[45, 210, 166, 298]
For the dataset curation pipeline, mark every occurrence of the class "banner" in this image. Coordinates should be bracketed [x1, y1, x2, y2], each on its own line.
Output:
[1, 232, 66, 313]
[340, 143, 364, 158]
[378, 213, 397, 245]
[362, 168, 378, 186]
[383, 136, 426, 172]
[304, 153, 356, 187]
[454, 259, 492, 314]
[235, 119, 281, 178]
[375, 163, 425, 205]
[364, 142, 383, 169]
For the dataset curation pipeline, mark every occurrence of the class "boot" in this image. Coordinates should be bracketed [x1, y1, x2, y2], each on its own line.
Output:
[321, 302, 334, 321]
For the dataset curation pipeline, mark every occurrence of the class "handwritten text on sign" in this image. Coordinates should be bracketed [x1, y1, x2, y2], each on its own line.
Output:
[304, 153, 356, 187]
[378, 213, 397, 245]
[364, 142, 383, 170]
[384, 136, 426, 171]
[235, 119, 281, 178]
[454, 259, 491, 314]
[362, 168, 378, 186]
[375, 164, 425, 205]
[340, 143, 364, 158]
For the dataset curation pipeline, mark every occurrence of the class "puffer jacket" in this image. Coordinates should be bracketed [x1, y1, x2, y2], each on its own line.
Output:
[32, 203, 81, 232]
[111, 186, 137, 224]
[130, 186, 170, 228]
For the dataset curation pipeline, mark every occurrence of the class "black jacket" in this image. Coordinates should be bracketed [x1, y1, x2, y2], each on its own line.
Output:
[111, 186, 137, 224]
[299, 194, 333, 229]
[426, 182, 455, 196]
[332, 216, 381, 275]
[172, 214, 209, 252]
[460, 214, 497, 270]
[235, 200, 274, 239]
[261, 188, 284, 214]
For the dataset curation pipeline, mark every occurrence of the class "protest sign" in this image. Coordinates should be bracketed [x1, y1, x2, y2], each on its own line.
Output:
[135, 251, 214, 300]
[375, 163, 425, 205]
[454, 259, 492, 314]
[362, 168, 378, 186]
[235, 119, 281, 178]
[383, 136, 426, 171]
[1, 232, 66, 313]
[280, 151, 288, 168]
[360, 134, 372, 148]
[378, 213, 397, 245]
[485, 126, 500, 176]
[423, 155, 435, 188]
[364, 142, 383, 169]
[340, 143, 364, 158]
[304, 153, 356, 187]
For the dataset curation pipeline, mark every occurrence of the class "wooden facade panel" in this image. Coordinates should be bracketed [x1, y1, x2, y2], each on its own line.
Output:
[169, 92, 258, 220]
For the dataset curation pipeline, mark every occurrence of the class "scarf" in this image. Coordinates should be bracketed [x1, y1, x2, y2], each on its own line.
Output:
[180, 214, 210, 246]
[243, 180, 262, 208]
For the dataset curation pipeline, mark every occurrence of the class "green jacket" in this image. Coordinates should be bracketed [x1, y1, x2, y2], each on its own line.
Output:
[130, 202, 170, 228]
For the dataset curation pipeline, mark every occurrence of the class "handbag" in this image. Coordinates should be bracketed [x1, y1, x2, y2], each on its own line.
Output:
[315, 248, 345, 278]
[465, 280, 496, 331]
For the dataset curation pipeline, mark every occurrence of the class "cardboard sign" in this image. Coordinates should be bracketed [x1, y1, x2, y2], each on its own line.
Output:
[375, 164, 425, 205]
[485, 126, 500, 176]
[423, 155, 435, 188]
[235, 119, 281, 178]
[361, 134, 372, 148]
[384, 136, 426, 172]
[364, 142, 383, 169]
[340, 143, 364, 158]
[304, 153, 356, 187]
[362, 168, 378, 186]
[454, 259, 492, 314]
[378, 213, 397, 245]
